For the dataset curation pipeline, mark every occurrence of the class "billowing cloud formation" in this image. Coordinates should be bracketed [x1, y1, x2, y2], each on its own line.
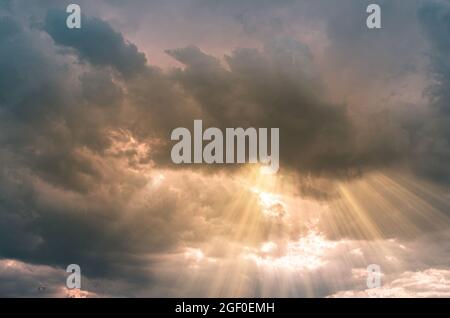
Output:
[331, 269, 450, 298]
[0, 0, 449, 297]
[40, 6, 412, 180]
[45, 9, 146, 77]
[0, 259, 95, 297]
[415, 1, 450, 182]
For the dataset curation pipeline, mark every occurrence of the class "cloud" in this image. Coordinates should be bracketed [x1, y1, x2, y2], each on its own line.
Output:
[331, 269, 450, 298]
[45, 8, 147, 77]
[0, 0, 449, 298]
[163, 42, 407, 177]
[37, 5, 412, 181]
[0, 15, 21, 40]
[0, 258, 94, 297]
[412, 1, 450, 183]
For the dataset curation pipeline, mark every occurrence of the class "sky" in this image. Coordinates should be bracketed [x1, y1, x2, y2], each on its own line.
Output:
[0, 0, 450, 297]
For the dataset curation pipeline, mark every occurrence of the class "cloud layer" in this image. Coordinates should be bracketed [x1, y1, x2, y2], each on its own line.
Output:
[0, 0, 449, 297]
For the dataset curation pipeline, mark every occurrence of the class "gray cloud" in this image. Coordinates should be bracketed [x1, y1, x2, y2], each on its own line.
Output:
[162, 42, 407, 177]
[45, 8, 147, 77]
[0, 0, 449, 297]
[413, 1, 450, 183]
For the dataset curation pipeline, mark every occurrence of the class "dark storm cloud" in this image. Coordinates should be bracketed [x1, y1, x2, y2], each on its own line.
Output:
[0, 7, 163, 286]
[0, 8, 281, 281]
[0, 15, 21, 39]
[45, 9, 147, 77]
[0, 259, 65, 297]
[0, 0, 13, 11]
[0, 29, 111, 193]
[414, 1, 450, 183]
[419, 1, 450, 113]
[0, 0, 449, 297]
[163, 42, 405, 177]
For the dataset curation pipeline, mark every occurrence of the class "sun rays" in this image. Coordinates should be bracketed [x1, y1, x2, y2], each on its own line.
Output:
[147, 166, 450, 297]
[88, 132, 450, 297]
